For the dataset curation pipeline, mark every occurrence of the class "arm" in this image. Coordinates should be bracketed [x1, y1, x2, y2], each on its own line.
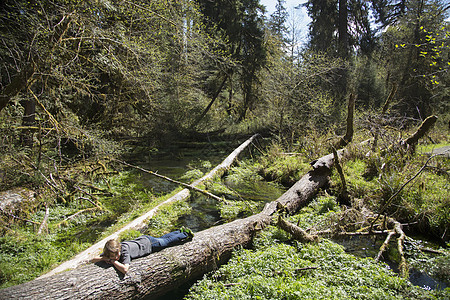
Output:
[90, 256, 106, 263]
[90, 255, 129, 274]
[112, 260, 129, 274]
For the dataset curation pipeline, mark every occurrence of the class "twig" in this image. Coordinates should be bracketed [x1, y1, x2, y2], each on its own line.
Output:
[0, 207, 40, 225]
[420, 248, 444, 255]
[315, 229, 389, 236]
[76, 197, 102, 209]
[296, 266, 319, 271]
[223, 283, 242, 287]
[56, 207, 99, 227]
[58, 175, 110, 194]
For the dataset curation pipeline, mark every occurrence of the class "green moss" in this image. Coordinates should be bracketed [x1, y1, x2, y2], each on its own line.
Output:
[144, 200, 192, 237]
[118, 229, 142, 242]
[417, 143, 450, 154]
[258, 145, 311, 185]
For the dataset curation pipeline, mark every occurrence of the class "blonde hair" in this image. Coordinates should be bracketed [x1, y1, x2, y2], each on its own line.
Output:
[103, 239, 120, 258]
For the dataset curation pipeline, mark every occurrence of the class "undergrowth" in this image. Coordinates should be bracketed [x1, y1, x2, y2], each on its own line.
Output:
[186, 194, 449, 300]
[0, 171, 181, 289]
[186, 236, 442, 299]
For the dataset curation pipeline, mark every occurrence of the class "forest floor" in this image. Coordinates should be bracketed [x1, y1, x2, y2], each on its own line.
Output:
[0, 131, 449, 299]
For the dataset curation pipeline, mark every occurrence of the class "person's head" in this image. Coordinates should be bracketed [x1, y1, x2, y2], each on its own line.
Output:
[103, 239, 120, 260]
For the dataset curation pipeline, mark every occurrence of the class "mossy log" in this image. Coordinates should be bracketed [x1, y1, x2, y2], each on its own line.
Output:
[0, 143, 344, 299]
[277, 216, 319, 243]
[401, 115, 437, 153]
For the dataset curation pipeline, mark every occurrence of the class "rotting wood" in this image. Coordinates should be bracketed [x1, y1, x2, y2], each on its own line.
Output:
[277, 216, 319, 243]
[375, 231, 396, 262]
[401, 115, 437, 153]
[0, 135, 341, 300]
[36, 134, 258, 279]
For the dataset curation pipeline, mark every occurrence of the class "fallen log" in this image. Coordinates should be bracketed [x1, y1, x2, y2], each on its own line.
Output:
[0, 138, 341, 299]
[277, 216, 319, 243]
[36, 134, 258, 279]
[393, 218, 408, 277]
[375, 230, 396, 262]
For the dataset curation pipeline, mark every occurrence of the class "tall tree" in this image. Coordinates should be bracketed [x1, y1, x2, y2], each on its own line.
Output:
[305, 0, 375, 56]
[378, 0, 449, 117]
[269, 0, 289, 39]
[195, 0, 267, 122]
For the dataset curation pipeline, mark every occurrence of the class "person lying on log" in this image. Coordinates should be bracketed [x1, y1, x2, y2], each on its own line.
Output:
[91, 227, 194, 274]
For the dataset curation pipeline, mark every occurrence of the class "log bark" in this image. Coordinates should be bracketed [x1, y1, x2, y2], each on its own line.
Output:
[37, 134, 258, 279]
[0, 139, 340, 299]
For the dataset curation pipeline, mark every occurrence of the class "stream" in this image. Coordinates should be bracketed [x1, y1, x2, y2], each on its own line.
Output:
[131, 144, 447, 297]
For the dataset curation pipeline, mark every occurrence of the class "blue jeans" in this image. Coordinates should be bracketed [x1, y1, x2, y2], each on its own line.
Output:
[145, 231, 188, 252]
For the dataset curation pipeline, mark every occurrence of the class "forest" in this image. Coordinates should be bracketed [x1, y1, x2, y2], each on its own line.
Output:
[0, 0, 449, 299]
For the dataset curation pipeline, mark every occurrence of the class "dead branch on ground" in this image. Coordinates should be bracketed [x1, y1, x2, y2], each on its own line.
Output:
[277, 216, 319, 243]
[114, 159, 225, 203]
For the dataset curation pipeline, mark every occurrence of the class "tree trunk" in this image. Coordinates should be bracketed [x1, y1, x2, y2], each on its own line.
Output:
[0, 145, 342, 299]
[338, 0, 349, 59]
[191, 74, 228, 129]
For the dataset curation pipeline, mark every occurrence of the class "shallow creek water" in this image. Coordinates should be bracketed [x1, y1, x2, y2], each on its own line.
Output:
[332, 234, 448, 290]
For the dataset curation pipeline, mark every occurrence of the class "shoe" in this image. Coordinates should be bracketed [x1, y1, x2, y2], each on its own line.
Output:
[180, 226, 194, 241]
